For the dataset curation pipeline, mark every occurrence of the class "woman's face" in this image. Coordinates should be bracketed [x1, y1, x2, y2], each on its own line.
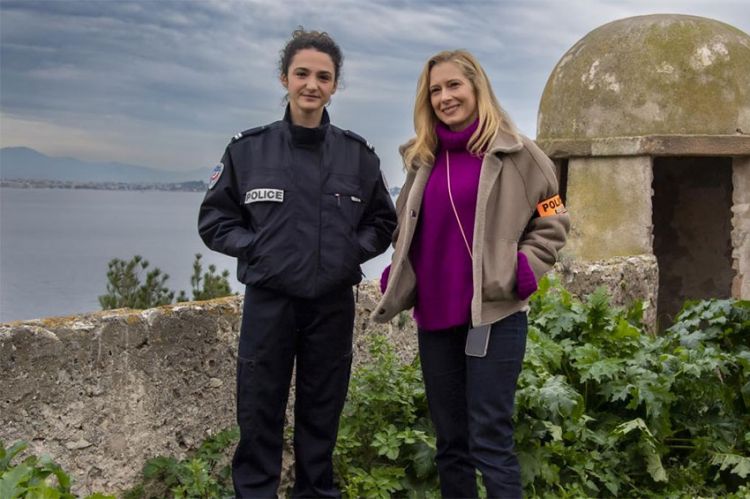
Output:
[281, 48, 337, 122]
[428, 61, 478, 131]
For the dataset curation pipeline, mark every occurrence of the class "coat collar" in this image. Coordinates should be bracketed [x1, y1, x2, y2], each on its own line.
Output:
[487, 128, 523, 155]
[400, 127, 523, 171]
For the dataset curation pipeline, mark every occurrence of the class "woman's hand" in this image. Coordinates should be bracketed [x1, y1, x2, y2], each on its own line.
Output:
[515, 252, 538, 300]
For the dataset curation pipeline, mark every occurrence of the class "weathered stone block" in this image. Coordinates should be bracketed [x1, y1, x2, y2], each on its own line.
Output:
[556, 254, 659, 330]
[565, 156, 654, 261]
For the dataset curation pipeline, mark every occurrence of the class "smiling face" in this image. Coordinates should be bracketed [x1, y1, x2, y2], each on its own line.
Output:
[281, 48, 337, 127]
[428, 61, 478, 131]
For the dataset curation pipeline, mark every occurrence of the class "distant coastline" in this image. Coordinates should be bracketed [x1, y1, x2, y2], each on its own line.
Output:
[1, 179, 402, 197]
[0, 179, 207, 192]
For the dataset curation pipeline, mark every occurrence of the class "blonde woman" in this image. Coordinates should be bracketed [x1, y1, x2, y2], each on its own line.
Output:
[374, 50, 569, 498]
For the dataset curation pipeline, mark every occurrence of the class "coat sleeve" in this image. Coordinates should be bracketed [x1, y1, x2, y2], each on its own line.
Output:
[517, 141, 570, 280]
[388, 170, 417, 247]
[356, 157, 397, 263]
[197, 147, 256, 259]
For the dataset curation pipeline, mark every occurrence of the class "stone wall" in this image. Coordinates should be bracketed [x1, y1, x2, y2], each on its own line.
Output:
[556, 255, 659, 329]
[1, 297, 243, 496]
[0, 282, 416, 496]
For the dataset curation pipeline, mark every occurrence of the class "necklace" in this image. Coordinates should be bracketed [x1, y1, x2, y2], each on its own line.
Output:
[445, 150, 473, 260]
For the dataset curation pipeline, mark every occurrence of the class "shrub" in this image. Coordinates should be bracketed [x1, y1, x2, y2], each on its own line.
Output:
[333, 335, 439, 497]
[176, 253, 232, 302]
[99, 255, 174, 309]
[124, 428, 237, 499]
[516, 277, 750, 497]
[100, 253, 232, 310]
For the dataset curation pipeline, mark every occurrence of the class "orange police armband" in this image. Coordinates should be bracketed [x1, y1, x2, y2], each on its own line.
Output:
[536, 195, 566, 217]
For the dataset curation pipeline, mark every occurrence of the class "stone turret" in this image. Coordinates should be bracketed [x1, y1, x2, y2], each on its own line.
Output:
[537, 14, 750, 325]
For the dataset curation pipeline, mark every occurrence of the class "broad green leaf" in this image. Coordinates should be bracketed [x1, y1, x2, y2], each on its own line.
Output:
[614, 418, 654, 440]
[538, 376, 581, 418]
[0, 464, 31, 499]
[711, 453, 750, 479]
[410, 441, 436, 479]
[543, 422, 563, 441]
[23, 484, 63, 499]
[646, 449, 668, 482]
[0, 441, 28, 472]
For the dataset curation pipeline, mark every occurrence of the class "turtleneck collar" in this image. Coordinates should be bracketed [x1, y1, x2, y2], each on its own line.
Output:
[435, 119, 479, 152]
[284, 105, 330, 146]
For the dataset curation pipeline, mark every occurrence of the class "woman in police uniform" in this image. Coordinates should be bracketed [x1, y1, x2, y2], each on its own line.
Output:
[198, 28, 396, 498]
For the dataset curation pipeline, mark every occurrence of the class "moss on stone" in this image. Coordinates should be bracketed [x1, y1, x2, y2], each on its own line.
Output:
[538, 14, 750, 140]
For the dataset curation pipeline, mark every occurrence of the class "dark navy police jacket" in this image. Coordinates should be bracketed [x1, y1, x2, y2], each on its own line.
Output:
[198, 107, 396, 299]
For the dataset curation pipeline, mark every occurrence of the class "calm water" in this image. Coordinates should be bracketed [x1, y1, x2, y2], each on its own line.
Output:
[0, 188, 391, 323]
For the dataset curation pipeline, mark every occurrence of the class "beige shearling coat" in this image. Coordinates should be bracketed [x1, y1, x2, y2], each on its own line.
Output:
[372, 129, 570, 327]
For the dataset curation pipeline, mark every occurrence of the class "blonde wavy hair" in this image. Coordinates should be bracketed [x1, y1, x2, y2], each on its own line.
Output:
[403, 50, 519, 171]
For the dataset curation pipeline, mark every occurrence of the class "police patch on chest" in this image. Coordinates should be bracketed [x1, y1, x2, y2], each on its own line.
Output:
[245, 188, 284, 204]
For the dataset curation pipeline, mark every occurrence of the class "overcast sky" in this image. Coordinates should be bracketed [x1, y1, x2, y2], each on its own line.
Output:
[1, 0, 748, 185]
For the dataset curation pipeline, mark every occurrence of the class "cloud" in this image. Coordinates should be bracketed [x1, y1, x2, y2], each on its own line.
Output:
[1, 0, 749, 181]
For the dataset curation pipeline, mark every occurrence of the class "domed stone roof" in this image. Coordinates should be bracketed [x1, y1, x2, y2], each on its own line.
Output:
[538, 14, 750, 141]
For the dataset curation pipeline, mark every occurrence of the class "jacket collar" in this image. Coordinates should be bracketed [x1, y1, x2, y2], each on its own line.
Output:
[487, 128, 523, 155]
[400, 127, 523, 170]
[283, 104, 330, 146]
[283, 104, 331, 126]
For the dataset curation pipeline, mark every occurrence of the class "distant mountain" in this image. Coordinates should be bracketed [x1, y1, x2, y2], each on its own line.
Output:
[0, 147, 208, 183]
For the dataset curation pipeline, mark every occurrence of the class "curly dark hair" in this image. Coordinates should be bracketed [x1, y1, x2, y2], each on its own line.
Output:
[279, 27, 343, 84]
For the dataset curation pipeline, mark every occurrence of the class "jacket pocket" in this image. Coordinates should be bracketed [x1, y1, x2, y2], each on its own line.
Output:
[325, 173, 364, 229]
[481, 238, 518, 301]
[321, 192, 362, 283]
[238, 254, 273, 287]
[330, 193, 364, 229]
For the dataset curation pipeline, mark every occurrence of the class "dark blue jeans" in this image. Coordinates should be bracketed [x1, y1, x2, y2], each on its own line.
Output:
[418, 311, 528, 499]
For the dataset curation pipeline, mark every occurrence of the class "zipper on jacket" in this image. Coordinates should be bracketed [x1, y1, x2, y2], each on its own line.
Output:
[314, 153, 323, 294]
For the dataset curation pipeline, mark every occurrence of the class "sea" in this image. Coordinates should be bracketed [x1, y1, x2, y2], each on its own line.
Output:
[0, 188, 392, 323]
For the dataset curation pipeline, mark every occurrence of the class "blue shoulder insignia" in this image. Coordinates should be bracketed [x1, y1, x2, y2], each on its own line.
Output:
[230, 125, 267, 143]
[343, 129, 375, 153]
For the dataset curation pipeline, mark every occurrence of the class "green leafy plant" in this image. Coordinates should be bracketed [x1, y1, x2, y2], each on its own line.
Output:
[515, 277, 750, 497]
[124, 428, 238, 499]
[0, 440, 114, 499]
[334, 334, 439, 498]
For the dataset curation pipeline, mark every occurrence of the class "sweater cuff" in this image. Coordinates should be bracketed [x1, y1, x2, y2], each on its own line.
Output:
[516, 252, 538, 300]
[380, 264, 391, 294]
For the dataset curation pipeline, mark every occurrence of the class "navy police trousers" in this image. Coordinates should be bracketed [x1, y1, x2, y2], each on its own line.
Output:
[232, 285, 354, 498]
[418, 311, 528, 499]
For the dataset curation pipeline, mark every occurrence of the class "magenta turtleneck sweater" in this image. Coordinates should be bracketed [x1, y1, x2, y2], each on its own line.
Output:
[409, 120, 482, 330]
